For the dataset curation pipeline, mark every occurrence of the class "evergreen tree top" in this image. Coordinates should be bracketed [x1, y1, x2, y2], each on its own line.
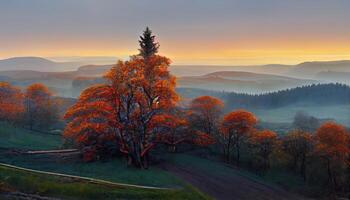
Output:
[138, 27, 160, 59]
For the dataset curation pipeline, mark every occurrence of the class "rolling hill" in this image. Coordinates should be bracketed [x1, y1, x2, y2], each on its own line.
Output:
[178, 71, 317, 93]
[285, 60, 350, 78]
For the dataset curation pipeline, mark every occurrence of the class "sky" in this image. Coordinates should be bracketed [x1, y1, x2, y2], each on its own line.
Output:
[1, 0, 350, 65]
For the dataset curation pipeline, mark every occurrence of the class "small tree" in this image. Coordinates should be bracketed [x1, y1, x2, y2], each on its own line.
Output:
[282, 130, 312, 180]
[0, 82, 24, 124]
[220, 109, 257, 165]
[24, 83, 59, 130]
[139, 27, 159, 59]
[189, 96, 224, 137]
[293, 111, 320, 132]
[248, 130, 277, 171]
[314, 122, 350, 193]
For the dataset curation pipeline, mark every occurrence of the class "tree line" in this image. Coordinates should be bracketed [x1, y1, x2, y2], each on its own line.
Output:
[177, 83, 350, 109]
[224, 83, 350, 109]
[0, 82, 59, 131]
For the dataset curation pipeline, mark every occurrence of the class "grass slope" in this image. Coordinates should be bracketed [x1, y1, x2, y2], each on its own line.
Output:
[0, 165, 210, 200]
[0, 123, 62, 150]
[0, 154, 182, 188]
[167, 154, 307, 195]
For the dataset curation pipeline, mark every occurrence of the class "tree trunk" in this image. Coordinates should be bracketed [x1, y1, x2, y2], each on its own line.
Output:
[300, 153, 306, 181]
[236, 142, 240, 166]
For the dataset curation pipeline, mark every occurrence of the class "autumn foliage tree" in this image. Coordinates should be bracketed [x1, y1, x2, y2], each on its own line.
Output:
[0, 82, 24, 123]
[220, 110, 257, 164]
[189, 96, 224, 136]
[150, 109, 189, 152]
[248, 130, 277, 171]
[282, 130, 312, 180]
[24, 83, 59, 130]
[314, 122, 350, 192]
[64, 34, 178, 167]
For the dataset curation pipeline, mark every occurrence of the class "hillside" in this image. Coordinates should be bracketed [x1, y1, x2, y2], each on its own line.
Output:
[178, 71, 317, 93]
[77, 64, 113, 76]
[315, 71, 350, 84]
[286, 60, 350, 78]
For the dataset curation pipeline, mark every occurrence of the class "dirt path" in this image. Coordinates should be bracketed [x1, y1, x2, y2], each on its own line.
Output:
[162, 164, 309, 200]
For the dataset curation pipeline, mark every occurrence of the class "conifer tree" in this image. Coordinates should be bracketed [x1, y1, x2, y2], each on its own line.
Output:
[138, 27, 159, 59]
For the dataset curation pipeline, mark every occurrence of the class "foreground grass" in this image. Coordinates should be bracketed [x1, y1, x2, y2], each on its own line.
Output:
[0, 154, 183, 188]
[167, 154, 307, 194]
[0, 165, 210, 200]
[0, 122, 62, 150]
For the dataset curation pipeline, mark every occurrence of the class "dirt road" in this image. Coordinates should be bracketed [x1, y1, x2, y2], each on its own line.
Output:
[162, 164, 309, 200]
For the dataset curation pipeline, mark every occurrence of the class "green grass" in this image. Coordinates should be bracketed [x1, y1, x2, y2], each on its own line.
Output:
[0, 165, 210, 200]
[0, 122, 62, 150]
[167, 154, 306, 193]
[0, 155, 183, 188]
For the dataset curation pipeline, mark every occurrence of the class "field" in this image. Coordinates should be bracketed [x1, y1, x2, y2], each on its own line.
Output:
[251, 104, 350, 126]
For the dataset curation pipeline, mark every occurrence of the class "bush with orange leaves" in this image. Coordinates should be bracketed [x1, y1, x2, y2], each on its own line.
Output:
[248, 130, 277, 171]
[0, 82, 24, 123]
[313, 122, 349, 193]
[220, 110, 257, 164]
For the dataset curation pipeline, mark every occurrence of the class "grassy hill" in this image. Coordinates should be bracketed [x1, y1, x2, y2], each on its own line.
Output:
[0, 164, 209, 200]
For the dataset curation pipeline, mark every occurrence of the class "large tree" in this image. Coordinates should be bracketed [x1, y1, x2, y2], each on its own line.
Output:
[138, 27, 160, 59]
[64, 55, 178, 168]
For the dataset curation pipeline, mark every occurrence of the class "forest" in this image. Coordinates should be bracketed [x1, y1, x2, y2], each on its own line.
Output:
[0, 28, 349, 200]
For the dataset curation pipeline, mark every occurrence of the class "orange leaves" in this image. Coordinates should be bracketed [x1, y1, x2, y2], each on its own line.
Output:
[25, 83, 52, 101]
[0, 82, 24, 122]
[314, 122, 350, 161]
[150, 113, 188, 129]
[190, 96, 224, 115]
[24, 83, 59, 129]
[221, 109, 257, 136]
[189, 96, 224, 136]
[192, 131, 216, 146]
[249, 130, 277, 144]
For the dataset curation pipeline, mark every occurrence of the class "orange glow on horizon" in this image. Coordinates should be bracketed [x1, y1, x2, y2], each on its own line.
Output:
[1, 37, 350, 65]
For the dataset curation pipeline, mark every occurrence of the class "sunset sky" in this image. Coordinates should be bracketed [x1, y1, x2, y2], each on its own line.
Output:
[1, 0, 350, 65]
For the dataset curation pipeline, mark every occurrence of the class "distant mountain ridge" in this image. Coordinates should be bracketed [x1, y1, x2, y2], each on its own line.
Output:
[286, 60, 350, 78]
[0, 57, 81, 72]
[178, 71, 317, 93]
[0, 57, 349, 97]
[1, 56, 350, 77]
